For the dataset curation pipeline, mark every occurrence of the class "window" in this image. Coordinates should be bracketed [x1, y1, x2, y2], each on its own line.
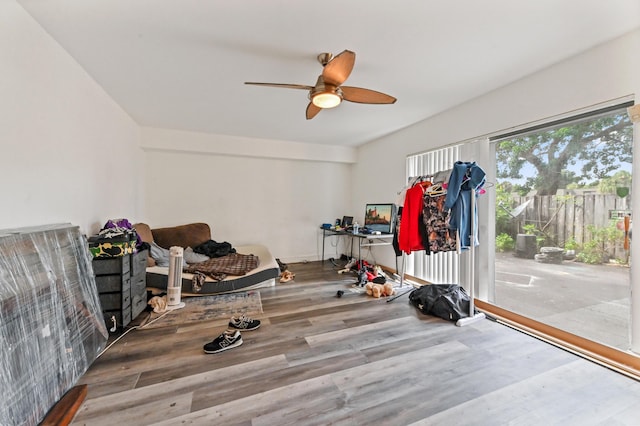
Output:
[492, 103, 633, 350]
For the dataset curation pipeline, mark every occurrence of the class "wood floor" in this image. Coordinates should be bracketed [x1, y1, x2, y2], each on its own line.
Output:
[72, 260, 640, 426]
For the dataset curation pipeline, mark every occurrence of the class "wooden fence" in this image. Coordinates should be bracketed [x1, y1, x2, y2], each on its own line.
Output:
[501, 193, 631, 261]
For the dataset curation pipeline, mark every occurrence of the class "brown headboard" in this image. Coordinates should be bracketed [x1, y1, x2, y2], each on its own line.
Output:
[152, 223, 211, 250]
[134, 222, 212, 267]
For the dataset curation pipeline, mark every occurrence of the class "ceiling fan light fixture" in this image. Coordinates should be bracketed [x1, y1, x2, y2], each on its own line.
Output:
[312, 92, 342, 109]
[246, 50, 396, 119]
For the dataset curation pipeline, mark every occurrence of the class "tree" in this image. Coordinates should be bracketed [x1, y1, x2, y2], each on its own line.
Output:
[495, 182, 516, 236]
[496, 112, 632, 195]
[597, 170, 632, 195]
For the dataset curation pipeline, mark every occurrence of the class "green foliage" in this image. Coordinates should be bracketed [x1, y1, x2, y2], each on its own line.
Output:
[521, 223, 546, 247]
[496, 112, 632, 195]
[495, 233, 515, 252]
[576, 242, 602, 264]
[495, 182, 517, 236]
[563, 237, 579, 251]
[597, 170, 632, 195]
[574, 223, 624, 264]
[512, 184, 531, 197]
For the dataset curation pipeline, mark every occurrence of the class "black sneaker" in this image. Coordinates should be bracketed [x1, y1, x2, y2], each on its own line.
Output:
[276, 258, 288, 272]
[228, 314, 261, 331]
[203, 329, 243, 354]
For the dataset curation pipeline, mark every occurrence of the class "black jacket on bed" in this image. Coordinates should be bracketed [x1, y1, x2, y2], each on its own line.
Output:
[193, 240, 236, 258]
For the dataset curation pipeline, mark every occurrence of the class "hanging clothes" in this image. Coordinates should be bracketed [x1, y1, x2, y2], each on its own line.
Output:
[398, 181, 431, 254]
[423, 185, 457, 253]
[396, 176, 422, 207]
[444, 161, 486, 249]
[392, 206, 403, 256]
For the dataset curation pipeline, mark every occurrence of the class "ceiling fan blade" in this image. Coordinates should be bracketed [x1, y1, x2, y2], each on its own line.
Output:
[245, 82, 313, 90]
[341, 86, 397, 104]
[322, 50, 355, 87]
[306, 102, 322, 120]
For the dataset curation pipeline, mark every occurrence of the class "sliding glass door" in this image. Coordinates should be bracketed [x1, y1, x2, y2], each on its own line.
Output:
[492, 104, 633, 350]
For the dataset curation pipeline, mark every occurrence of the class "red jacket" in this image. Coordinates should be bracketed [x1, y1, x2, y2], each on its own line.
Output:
[398, 182, 430, 253]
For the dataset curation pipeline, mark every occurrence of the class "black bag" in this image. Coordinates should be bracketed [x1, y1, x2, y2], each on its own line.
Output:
[193, 240, 236, 258]
[408, 284, 473, 321]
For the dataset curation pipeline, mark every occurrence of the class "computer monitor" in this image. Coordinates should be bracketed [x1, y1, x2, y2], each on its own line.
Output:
[364, 204, 395, 234]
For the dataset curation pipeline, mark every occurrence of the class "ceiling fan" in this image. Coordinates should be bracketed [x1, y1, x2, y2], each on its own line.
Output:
[245, 50, 397, 120]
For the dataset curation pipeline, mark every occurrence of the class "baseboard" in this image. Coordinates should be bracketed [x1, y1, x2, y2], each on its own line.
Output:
[281, 254, 323, 264]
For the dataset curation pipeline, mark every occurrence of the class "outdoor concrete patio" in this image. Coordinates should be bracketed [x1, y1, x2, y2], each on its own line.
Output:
[494, 251, 631, 351]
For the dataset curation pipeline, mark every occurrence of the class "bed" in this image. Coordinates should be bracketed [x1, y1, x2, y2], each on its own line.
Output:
[134, 223, 279, 295]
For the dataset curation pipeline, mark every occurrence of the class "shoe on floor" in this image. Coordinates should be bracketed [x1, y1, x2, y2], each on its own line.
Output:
[203, 329, 243, 354]
[229, 314, 261, 331]
[279, 270, 295, 283]
[344, 258, 357, 270]
[276, 258, 288, 272]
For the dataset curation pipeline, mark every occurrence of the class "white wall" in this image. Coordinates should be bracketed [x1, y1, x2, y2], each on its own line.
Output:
[0, 1, 141, 236]
[355, 28, 640, 272]
[141, 127, 354, 262]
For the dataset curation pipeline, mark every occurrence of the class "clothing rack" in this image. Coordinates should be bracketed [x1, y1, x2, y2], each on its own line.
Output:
[389, 164, 487, 326]
[455, 186, 485, 326]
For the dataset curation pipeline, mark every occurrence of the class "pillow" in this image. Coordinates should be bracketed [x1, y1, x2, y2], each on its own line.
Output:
[183, 247, 210, 264]
[134, 222, 154, 244]
[133, 223, 156, 266]
[149, 241, 187, 268]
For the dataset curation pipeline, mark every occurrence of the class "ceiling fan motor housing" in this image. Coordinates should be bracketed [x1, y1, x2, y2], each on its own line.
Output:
[310, 76, 343, 108]
[317, 53, 334, 66]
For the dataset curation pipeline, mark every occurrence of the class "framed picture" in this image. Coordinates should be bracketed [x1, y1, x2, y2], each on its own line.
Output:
[364, 204, 395, 233]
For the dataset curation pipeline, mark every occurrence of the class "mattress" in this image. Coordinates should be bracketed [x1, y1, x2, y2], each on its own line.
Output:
[146, 244, 279, 295]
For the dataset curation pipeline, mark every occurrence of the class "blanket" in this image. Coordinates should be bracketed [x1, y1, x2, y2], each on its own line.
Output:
[184, 253, 259, 281]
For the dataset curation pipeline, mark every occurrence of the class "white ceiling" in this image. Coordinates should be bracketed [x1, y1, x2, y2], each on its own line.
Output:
[17, 0, 640, 147]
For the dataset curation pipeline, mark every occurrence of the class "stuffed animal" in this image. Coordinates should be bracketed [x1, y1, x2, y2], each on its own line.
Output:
[364, 282, 375, 296]
[364, 282, 383, 298]
[279, 270, 295, 283]
[382, 282, 396, 297]
[148, 295, 167, 313]
[365, 282, 396, 298]
[371, 284, 383, 298]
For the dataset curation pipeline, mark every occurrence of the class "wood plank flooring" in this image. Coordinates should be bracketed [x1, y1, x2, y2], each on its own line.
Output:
[72, 260, 640, 425]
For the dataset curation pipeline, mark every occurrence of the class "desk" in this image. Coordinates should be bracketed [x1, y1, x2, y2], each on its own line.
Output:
[321, 228, 394, 263]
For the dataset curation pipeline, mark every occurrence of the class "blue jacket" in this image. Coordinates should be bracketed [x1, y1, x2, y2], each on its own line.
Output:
[444, 161, 486, 249]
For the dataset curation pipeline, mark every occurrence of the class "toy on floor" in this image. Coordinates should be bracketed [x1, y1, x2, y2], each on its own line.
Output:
[148, 295, 168, 313]
[364, 282, 395, 298]
[337, 258, 358, 274]
[279, 270, 295, 283]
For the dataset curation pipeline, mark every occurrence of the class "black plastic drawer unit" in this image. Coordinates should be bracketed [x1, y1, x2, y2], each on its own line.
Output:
[92, 249, 147, 332]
